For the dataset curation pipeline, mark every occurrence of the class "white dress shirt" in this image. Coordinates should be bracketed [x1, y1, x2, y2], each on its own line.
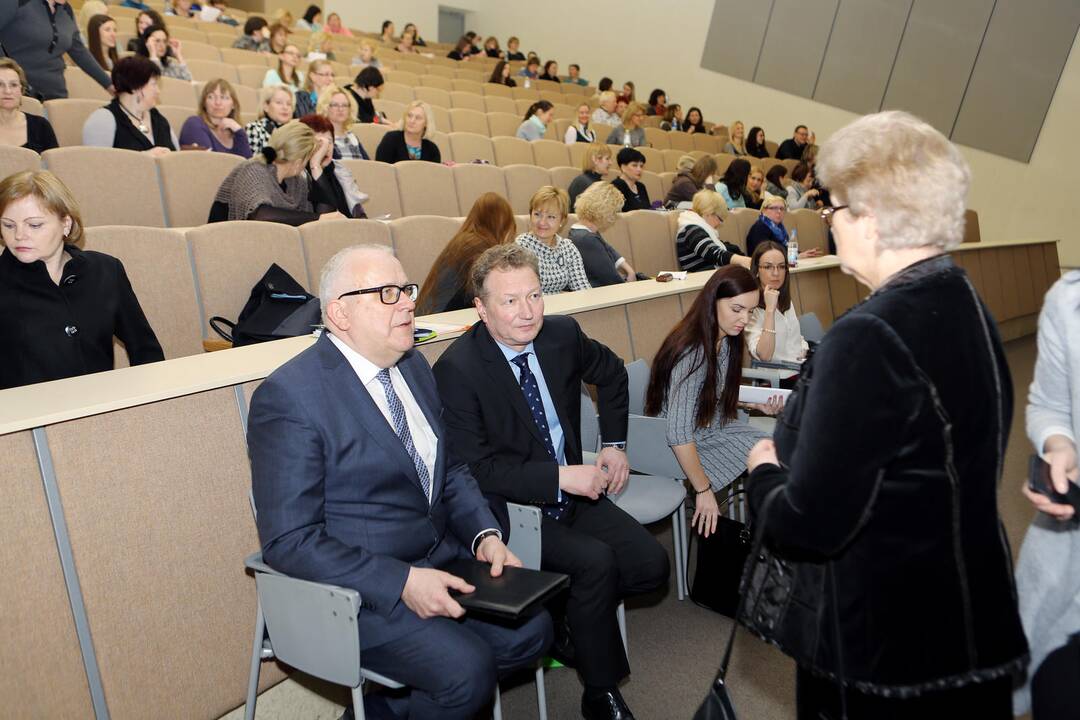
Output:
[746, 305, 809, 364]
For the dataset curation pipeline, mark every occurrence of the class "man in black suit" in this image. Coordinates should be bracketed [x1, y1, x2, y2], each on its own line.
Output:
[432, 244, 669, 720]
[776, 124, 810, 159]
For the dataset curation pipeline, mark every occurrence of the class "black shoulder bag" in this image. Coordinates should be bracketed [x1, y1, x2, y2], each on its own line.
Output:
[209, 264, 321, 347]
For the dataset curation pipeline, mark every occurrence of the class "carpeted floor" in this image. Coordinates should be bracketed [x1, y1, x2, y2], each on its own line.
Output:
[225, 335, 1040, 720]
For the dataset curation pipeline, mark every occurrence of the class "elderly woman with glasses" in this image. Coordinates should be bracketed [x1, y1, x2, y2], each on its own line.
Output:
[744, 111, 1028, 719]
[745, 193, 822, 259]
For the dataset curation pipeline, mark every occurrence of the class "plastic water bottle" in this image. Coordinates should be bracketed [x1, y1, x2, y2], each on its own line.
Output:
[524, 78, 531, 89]
[623, 129, 632, 148]
[787, 229, 799, 268]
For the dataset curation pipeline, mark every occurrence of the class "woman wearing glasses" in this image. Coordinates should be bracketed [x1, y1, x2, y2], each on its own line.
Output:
[294, 59, 336, 117]
[745, 193, 823, 259]
[318, 87, 368, 160]
[514, 186, 591, 295]
[262, 44, 303, 93]
[744, 240, 807, 369]
[745, 111, 1027, 718]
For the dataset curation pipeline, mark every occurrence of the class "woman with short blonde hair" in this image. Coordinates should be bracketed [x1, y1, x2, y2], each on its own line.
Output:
[605, 102, 646, 147]
[723, 120, 747, 156]
[350, 40, 380, 69]
[179, 78, 251, 157]
[307, 31, 336, 61]
[296, 58, 335, 116]
[375, 100, 441, 163]
[675, 189, 749, 272]
[210, 120, 343, 225]
[567, 144, 612, 210]
[569, 182, 637, 286]
[317, 85, 368, 160]
[244, 84, 295, 156]
[0, 170, 163, 389]
[515, 185, 591, 294]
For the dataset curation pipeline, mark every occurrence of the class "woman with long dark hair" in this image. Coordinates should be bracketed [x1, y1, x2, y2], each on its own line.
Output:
[416, 192, 517, 315]
[745, 125, 769, 158]
[644, 265, 780, 536]
[745, 240, 807, 367]
[717, 157, 751, 209]
[684, 107, 707, 134]
[516, 100, 553, 141]
[487, 60, 516, 87]
[87, 14, 119, 72]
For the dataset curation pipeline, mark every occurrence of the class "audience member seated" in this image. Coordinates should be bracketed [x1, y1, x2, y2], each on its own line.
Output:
[684, 107, 707, 134]
[611, 147, 651, 211]
[646, 88, 667, 117]
[415, 192, 516, 315]
[244, 84, 294, 156]
[350, 40, 382, 69]
[432, 243, 668, 720]
[723, 120, 746, 156]
[764, 163, 788, 199]
[660, 104, 682, 131]
[126, 10, 164, 52]
[270, 8, 294, 29]
[716, 158, 750, 210]
[539, 61, 560, 82]
[776, 124, 810, 160]
[233, 16, 272, 52]
[345, 67, 386, 124]
[483, 36, 503, 59]
[563, 103, 596, 145]
[745, 165, 764, 210]
[567, 143, 612, 211]
[324, 12, 353, 37]
[596, 77, 613, 93]
[306, 32, 336, 62]
[318, 87, 368, 159]
[619, 81, 636, 104]
[487, 61, 516, 88]
[569, 182, 638, 286]
[565, 64, 588, 86]
[747, 193, 820, 259]
[745, 240, 807, 369]
[87, 14, 120, 72]
[248, 244, 552, 720]
[379, 20, 395, 45]
[645, 265, 780, 534]
[0, 0, 112, 100]
[605, 103, 646, 147]
[83, 57, 176, 156]
[295, 59, 335, 117]
[464, 31, 483, 55]
[267, 22, 290, 55]
[164, 0, 197, 19]
[590, 91, 621, 127]
[785, 162, 821, 211]
[262, 43, 303, 92]
[375, 100, 441, 164]
[517, 57, 541, 80]
[516, 101, 554, 141]
[666, 155, 717, 207]
[136, 23, 191, 81]
[506, 36, 526, 61]
[746, 125, 769, 159]
[295, 4, 320, 31]
[395, 28, 419, 55]
[515, 186, 590, 294]
[210, 120, 343, 225]
[298, 114, 368, 219]
[448, 36, 473, 62]
[403, 23, 426, 46]
[676, 189, 750, 272]
[179, 79, 252, 157]
[0, 59, 58, 154]
[0, 170, 163, 390]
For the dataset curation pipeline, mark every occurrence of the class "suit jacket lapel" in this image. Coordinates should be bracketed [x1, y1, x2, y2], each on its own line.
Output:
[475, 323, 549, 449]
[534, 327, 580, 460]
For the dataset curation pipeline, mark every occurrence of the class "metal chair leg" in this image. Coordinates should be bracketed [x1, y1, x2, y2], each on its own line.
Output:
[534, 665, 548, 720]
[493, 683, 502, 720]
[351, 684, 365, 720]
[672, 510, 686, 601]
[244, 599, 266, 720]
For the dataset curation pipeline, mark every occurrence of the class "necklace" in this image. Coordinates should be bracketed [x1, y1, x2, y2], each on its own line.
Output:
[118, 100, 149, 133]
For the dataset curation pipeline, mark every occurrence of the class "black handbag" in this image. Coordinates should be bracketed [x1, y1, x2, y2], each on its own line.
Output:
[209, 264, 321, 347]
[687, 488, 751, 617]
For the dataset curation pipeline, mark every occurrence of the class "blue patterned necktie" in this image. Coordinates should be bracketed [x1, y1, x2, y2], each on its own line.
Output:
[511, 353, 570, 519]
[376, 368, 431, 502]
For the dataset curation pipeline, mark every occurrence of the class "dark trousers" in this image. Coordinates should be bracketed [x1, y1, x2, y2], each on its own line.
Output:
[1032, 636, 1080, 720]
[541, 496, 670, 687]
[359, 610, 553, 719]
[796, 666, 1013, 720]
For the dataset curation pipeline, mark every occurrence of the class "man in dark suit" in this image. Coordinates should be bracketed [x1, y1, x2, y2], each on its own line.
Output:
[432, 244, 669, 720]
[248, 245, 552, 720]
[776, 124, 810, 159]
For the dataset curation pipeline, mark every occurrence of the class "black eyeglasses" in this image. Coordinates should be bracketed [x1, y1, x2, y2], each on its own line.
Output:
[819, 204, 849, 221]
[338, 283, 418, 304]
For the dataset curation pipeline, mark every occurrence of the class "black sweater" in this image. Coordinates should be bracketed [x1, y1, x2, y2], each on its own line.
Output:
[611, 177, 651, 212]
[374, 130, 441, 164]
[0, 245, 163, 389]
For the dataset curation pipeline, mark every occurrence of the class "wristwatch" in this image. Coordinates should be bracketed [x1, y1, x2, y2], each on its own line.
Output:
[602, 441, 627, 451]
[472, 529, 501, 555]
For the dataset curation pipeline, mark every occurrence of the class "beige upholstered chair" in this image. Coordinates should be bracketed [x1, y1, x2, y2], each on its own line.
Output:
[389, 215, 463, 283]
[530, 139, 571, 169]
[395, 160, 459, 216]
[300, 219, 394, 289]
[449, 91, 486, 113]
[156, 150, 243, 227]
[341, 159, 403, 219]
[44, 147, 166, 227]
[0, 145, 42, 178]
[503, 164, 553, 214]
[626, 210, 678, 275]
[452, 163, 508, 215]
[447, 132, 495, 164]
[448, 108, 489, 135]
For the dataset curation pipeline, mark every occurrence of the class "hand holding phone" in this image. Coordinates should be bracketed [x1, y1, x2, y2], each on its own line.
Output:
[1027, 454, 1080, 520]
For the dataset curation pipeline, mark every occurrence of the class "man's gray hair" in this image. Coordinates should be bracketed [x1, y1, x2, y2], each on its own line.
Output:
[318, 244, 395, 321]
[470, 244, 540, 300]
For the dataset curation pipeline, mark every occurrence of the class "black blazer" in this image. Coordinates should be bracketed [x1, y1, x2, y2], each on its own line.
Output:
[432, 315, 628, 530]
[24, 112, 59, 154]
[0, 244, 163, 389]
[374, 130, 441, 164]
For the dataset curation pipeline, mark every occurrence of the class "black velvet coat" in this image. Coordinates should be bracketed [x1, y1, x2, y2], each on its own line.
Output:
[747, 254, 1028, 695]
[0, 245, 163, 389]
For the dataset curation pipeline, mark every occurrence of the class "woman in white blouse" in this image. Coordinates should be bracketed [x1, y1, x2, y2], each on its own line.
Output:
[745, 240, 808, 367]
[514, 185, 591, 294]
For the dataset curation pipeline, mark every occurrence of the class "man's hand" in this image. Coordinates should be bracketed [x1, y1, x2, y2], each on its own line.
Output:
[475, 535, 522, 577]
[401, 567, 473, 619]
[596, 446, 629, 495]
[558, 464, 606, 499]
[747, 438, 778, 473]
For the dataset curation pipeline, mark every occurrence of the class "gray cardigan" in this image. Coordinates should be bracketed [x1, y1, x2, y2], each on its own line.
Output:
[1014, 270, 1080, 714]
[0, 0, 111, 100]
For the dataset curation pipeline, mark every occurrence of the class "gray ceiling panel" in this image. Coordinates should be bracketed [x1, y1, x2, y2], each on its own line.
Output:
[700, 0, 773, 82]
[880, 0, 994, 135]
[755, 0, 839, 98]
[813, 0, 913, 114]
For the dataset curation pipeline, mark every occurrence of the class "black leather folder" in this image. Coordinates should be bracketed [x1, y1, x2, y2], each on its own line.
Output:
[445, 559, 569, 619]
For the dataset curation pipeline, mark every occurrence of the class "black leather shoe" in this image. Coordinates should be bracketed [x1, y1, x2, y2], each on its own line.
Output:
[549, 614, 577, 668]
[581, 688, 635, 720]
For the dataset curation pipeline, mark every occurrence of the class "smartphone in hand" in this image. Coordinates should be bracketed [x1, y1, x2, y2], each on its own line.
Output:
[1028, 454, 1080, 509]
